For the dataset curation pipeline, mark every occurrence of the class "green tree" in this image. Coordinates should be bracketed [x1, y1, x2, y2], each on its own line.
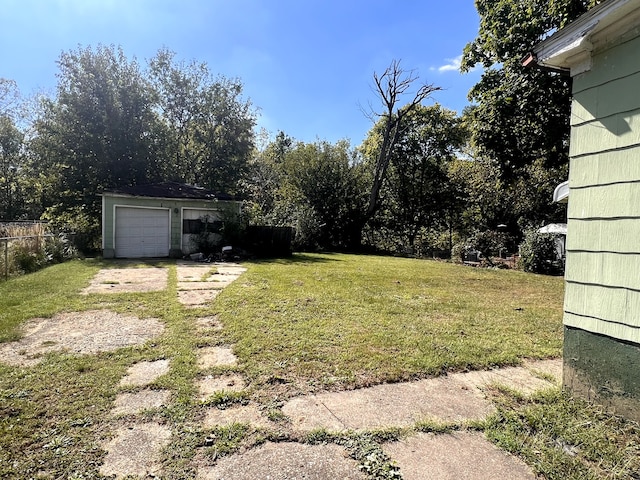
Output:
[243, 130, 292, 222]
[384, 104, 468, 252]
[149, 48, 256, 194]
[245, 135, 367, 251]
[461, 0, 598, 230]
[0, 115, 25, 220]
[30, 45, 161, 250]
[281, 140, 367, 249]
[364, 60, 440, 220]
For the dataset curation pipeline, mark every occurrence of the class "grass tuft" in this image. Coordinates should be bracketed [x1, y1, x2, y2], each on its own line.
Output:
[484, 387, 640, 480]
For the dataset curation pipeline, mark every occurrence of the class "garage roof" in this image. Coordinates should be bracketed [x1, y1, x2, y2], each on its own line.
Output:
[103, 182, 237, 201]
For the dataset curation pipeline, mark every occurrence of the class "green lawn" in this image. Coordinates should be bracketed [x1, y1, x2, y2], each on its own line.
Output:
[0, 253, 638, 480]
[215, 253, 564, 394]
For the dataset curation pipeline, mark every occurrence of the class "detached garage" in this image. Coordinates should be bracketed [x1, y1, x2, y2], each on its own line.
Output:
[101, 182, 241, 259]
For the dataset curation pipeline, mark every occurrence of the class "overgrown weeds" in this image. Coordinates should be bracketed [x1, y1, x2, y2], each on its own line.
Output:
[0, 222, 78, 280]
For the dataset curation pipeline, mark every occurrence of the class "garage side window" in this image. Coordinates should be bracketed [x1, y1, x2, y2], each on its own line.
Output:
[183, 216, 223, 234]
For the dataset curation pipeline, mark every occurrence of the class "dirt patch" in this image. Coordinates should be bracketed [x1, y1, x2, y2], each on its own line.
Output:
[196, 316, 223, 331]
[82, 267, 168, 294]
[0, 310, 164, 367]
[99, 422, 172, 478]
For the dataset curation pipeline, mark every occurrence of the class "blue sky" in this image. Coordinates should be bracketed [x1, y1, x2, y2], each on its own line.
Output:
[1, 0, 482, 146]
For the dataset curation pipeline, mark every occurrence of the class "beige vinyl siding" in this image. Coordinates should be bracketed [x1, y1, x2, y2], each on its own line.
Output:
[564, 31, 640, 344]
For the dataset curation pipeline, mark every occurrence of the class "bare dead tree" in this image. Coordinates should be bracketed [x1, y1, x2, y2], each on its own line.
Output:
[366, 60, 441, 219]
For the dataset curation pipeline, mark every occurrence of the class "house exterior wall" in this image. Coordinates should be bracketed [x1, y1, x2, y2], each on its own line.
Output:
[563, 31, 640, 421]
[102, 194, 240, 258]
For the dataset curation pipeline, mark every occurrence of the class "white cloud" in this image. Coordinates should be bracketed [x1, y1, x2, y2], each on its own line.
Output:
[436, 55, 462, 73]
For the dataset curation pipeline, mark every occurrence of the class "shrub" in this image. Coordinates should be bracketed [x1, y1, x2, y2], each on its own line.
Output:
[292, 205, 322, 251]
[518, 228, 563, 275]
[41, 206, 101, 255]
[44, 233, 79, 264]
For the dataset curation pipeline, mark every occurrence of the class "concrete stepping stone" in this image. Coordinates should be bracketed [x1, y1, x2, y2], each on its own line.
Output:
[196, 316, 223, 331]
[198, 346, 238, 368]
[99, 422, 171, 478]
[203, 404, 273, 429]
[283, 375, 493, 432]
[111, 389, 171, 416]
[178, 281, 226, 291]
[197, 442, 366, 480]
[198, 374, 245, 399]
[205, 274, 237, 286]
[282, 359, 561, 432]
[119, 359, 170, 387]
[383, 432, 536, 480]
[178, 289, 220, 307]
[176, 264, 215, 282]
[215, 265, 247, 276]
[457, 360, 562, 395]
[83, 267, 168, 294]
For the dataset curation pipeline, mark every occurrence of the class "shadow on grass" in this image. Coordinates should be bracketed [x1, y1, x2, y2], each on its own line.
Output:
[250, 252, 344, 265]
[91, 254, 341, 267]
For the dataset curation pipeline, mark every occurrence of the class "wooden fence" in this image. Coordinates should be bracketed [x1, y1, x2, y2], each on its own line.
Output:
[243, 226, 293, 257]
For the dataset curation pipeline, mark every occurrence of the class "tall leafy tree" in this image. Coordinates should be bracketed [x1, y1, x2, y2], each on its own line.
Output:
[362, 105, 467, 252]
[281, 140, 367, 249]
[0, 115, 25, 220]
[245, 134, 366, 250]
[149, 48, 256, 194]
[387, 105, 468, 250]
[30, 45, 161, 248]
[461, 0, 598, 229]
[32, 47, 158, 201]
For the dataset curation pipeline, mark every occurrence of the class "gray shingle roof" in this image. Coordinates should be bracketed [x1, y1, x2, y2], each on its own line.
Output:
[103, 182, 237, 201]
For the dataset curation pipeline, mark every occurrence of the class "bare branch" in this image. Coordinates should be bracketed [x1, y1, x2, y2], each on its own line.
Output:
[364, 59, 441, 220]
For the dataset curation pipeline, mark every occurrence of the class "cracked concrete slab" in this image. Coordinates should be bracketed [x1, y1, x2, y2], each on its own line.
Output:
[176, 264, 215, 282]
[83, 267, 168, 294]
[455, 359, 562, 395]
[282, 359, 561, 432]
[205, 274, 237, 286]
[283, 375, 493, 431]
[99, 422, 172, 478]
[0, 310, 164, 367]
[383, 432, 536, 480]
[119, 359, 170, 387]
[111, 389, 171, 416]
[215, 265, 246, 276]
[178, 281, 227, 291]
[197, 442, 366, 480]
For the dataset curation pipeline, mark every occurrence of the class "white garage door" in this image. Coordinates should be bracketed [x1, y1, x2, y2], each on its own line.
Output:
[115, 207, 170, 258]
